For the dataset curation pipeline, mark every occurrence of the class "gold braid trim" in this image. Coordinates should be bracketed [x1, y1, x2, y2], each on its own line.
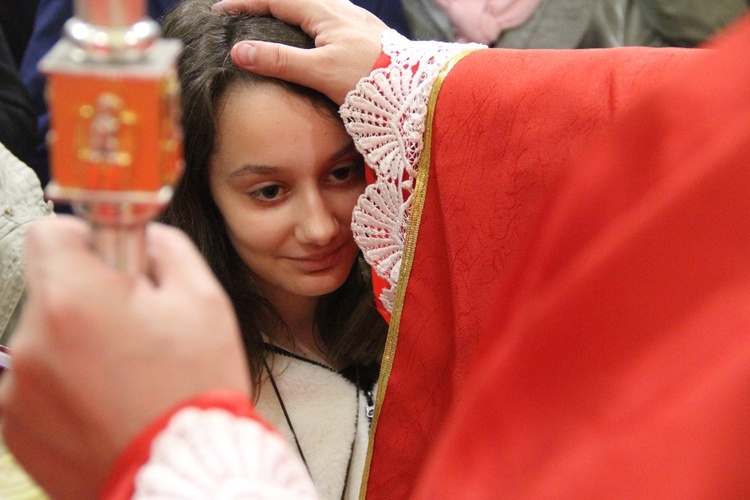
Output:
[359, 47, 482, 499]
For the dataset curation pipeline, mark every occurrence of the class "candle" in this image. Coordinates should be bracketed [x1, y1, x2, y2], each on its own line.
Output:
[41, 0, 183, 274]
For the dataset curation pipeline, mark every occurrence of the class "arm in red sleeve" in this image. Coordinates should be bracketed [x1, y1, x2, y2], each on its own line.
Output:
[101, 390, 318, 499]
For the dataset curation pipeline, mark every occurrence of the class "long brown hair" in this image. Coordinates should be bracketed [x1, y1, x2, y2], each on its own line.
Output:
[160, 0, 386, 392]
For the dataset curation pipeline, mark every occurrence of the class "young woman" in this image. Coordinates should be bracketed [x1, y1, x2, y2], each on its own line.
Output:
[160, 1, 387, 498]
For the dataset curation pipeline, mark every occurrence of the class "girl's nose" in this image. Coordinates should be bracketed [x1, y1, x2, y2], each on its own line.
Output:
[295, 191, 339, 246]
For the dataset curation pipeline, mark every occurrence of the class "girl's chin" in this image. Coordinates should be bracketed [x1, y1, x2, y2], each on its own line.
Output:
[294, 277, 350, 297]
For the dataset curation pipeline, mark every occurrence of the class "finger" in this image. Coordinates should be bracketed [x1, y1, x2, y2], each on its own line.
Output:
[145, 223, 220, 292]
[22, 217, 95, 291]
[212, 0, 317, 28]
[23, 217, 128, 299]
[215, 0, 380, 42]
[232, 41, 321, 90]
[23, 216, 89, 273]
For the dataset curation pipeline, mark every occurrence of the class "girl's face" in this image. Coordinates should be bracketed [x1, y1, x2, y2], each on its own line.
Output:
[209, 83, 366, 310]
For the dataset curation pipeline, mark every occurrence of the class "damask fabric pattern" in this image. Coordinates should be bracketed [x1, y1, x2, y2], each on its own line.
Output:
[350, 36, 696, 500]
[409, 16, 750, 497]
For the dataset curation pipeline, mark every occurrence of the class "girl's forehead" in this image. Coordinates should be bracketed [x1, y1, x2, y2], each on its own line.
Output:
[210, 82, 352, 176]
[214, 82, 342, 141]
[219, 80, 337, 119]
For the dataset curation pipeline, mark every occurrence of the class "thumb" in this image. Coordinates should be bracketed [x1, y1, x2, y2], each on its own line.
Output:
[231, 40, 328, 93]
[231, 40, 365, 105]
[145, 223, 221, 294]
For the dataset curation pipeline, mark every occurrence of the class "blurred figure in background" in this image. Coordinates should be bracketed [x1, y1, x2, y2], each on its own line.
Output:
[404, 0, 748, 48]
[0, 0, 40, 67]
[0, 139, 52, 499]
[0, 27, 38, 166]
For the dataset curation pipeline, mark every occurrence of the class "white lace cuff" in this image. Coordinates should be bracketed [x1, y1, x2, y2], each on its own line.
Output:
[342, 30, 484, 314]
[132, 407, 318, 499]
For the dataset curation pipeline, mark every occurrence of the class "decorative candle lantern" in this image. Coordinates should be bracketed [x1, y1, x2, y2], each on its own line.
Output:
[41, 0, 183, 274]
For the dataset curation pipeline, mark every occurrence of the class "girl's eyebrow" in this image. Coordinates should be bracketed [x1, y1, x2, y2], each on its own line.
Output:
[329, 141, 358, 161]
[228, 164, 279, 178]
[228, 142, 358, 179]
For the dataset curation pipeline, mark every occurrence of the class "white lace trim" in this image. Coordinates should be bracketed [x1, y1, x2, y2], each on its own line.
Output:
[133, 407, 318, 499]
[343, 30, 484, 313]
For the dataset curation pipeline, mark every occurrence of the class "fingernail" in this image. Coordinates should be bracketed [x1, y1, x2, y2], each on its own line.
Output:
[235, 42, 256, 66]
[212, 2, 238, 14]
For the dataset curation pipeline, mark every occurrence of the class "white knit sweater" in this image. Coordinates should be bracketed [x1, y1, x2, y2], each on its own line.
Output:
[255, 349, 374, 500]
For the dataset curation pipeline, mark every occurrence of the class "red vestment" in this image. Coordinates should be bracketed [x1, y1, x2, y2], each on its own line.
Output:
[365, 15, 750, 499]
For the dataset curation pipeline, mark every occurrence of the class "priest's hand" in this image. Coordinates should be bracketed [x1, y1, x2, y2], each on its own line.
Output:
[0, 216, 250, 499]
[212, 0, 388, 105]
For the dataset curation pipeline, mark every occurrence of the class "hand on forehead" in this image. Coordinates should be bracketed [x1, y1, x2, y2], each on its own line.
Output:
[213, 0, 388, 104]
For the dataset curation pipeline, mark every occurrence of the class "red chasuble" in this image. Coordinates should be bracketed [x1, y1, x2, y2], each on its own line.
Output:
[364, 18, 750, 499]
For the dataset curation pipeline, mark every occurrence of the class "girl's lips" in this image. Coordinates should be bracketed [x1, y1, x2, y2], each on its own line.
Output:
[288, 243, 346, 272]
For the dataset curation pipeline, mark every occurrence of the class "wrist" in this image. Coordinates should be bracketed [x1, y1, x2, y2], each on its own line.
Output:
[100, 390, 256, 499]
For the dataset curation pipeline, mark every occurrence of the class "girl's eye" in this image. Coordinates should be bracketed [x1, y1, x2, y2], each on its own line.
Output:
[331, 167, 353, 181]
[250, 184, 283, 201]
[329, 163, 363, 183]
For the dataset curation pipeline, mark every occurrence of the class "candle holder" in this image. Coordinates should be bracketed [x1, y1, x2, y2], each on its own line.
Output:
[41, 0, 183, 274]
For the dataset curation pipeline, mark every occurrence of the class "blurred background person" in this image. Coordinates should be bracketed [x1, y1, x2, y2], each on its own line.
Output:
[0, 27, 38, 166]
[404, 0, 748, 48]
[0, 138, 53, 499]
[0, 0, 39, 67]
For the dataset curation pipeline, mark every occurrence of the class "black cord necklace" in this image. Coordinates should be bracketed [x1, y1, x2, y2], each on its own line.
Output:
[263, 355, 360, 500]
